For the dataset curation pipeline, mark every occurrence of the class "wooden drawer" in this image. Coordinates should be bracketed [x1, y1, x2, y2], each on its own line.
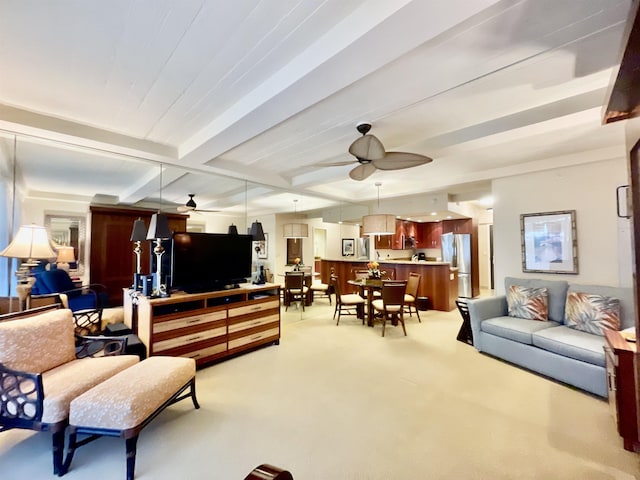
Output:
[228, 327, 280, 350]
[228, 313, 279, 334]
[228, 298, 279, 318]
[153, 310, 226, 333]
[153, 325, 227, 352]
[182, 342, 228, 362]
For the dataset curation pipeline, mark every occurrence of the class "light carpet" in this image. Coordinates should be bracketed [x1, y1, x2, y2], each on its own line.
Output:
[1, 301, 638, 479]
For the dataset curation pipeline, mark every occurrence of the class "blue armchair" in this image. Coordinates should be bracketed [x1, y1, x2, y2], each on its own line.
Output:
[31, 269, 108, 311]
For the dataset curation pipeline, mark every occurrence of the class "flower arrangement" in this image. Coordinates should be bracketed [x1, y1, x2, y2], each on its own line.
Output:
[293, 257, 302, 271]
[367, 261, 382, 279]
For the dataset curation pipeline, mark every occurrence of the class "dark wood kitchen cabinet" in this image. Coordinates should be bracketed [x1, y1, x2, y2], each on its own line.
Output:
[420, 222, 443, 249]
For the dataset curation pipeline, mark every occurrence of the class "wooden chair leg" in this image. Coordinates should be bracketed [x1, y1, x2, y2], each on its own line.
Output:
[126, 436, 139, 480]
[52, 430, 65, 476]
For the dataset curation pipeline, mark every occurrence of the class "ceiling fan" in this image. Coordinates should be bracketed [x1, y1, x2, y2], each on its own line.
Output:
[176, 194, 220, 213]
[325, 123, 433, 181]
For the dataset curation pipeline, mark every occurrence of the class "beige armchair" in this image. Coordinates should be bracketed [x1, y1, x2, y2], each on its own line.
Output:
[0, 307, 139, 475]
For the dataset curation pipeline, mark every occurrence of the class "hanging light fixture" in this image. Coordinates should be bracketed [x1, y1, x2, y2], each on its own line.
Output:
[362, 182, 395, 235]
[249, 220, 266, 241]
[227, 224, 238, 235]
[283, 199, 308, 239]
[146, 164, 171, 297]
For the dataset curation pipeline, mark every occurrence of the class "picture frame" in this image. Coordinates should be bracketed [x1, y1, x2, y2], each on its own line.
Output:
[521, 210, 578, 274]
[255, 233, 268, 259]
[342, 238, 355, 257]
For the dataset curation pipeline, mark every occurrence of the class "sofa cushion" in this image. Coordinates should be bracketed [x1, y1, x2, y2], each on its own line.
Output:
[41, 355, 139, 424]
[505, 277, 568, 322]
[532, 325, 605, 367]
[507, 285, 548, 321]
[0, 309, 76, 373]
[565, 291, 620, 336]
[482, 316, 560, 345]
[568, 284, 635, 330]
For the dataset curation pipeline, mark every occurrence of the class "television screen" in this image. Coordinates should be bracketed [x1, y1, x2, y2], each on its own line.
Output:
[171, 232, 253, 293]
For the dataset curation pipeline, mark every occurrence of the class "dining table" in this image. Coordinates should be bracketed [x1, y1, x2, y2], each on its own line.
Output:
[347, 278, 383, 327]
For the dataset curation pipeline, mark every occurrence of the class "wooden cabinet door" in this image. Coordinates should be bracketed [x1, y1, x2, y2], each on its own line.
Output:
[90, 206, 186, 306]
[374, 235, 392, 249]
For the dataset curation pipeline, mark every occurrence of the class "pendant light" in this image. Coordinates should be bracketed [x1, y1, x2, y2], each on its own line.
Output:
[362, 182, 395, 235]
[283, 199, 308, 238]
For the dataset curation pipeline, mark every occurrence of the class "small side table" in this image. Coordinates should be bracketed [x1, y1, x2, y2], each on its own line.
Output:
[455, 299, 473, 345]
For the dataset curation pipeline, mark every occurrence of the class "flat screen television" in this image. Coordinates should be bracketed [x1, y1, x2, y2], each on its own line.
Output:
[171, 232, 253, 293]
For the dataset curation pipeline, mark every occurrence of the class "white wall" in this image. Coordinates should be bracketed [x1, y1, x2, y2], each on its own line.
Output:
[492, 158, 631, 294]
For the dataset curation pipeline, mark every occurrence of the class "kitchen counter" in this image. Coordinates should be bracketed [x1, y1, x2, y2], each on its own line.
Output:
[324, 258, 453, 267]
[319, 259, 459, 311]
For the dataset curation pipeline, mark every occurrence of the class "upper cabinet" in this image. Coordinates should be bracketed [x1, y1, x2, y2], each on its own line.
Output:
[416, 222, 442, 249]
[442, 218, 472, 234]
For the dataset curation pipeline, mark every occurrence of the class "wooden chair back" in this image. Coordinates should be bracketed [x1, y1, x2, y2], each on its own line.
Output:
[406, 273, 421, 297]
[381, 280, 407, 307]
[284, 272, 305, 291]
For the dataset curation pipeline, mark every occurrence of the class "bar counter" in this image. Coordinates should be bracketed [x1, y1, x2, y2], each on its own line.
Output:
[319, 259, 458, 312]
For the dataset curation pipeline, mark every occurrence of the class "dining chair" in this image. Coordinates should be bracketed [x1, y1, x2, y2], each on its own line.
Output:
[331, 276, 365, 325]
[284, 272, 308, 311]
[309, 267, 334, 305]
[403, 272, 422, 322]
[371, 280, 408, 337]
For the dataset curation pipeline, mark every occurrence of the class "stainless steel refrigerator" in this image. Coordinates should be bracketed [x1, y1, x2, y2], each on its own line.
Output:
[441, 233, 472, 298]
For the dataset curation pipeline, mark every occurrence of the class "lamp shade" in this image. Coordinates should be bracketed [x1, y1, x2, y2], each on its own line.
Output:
[249, 220, 265, 241]
[56, 246, 76, 263]
[283, 223, 308, 238]
[0, 224, 57, 259]
[130, 218, 147, 241]
[146, 213, 172, 240]
[362, 214, 396, 235]
[228, 224, 238, 235]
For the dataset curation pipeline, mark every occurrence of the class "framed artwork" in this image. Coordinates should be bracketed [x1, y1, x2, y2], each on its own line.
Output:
[342, 238, 355, 257]
[255, 233, 268, 259]
[521, 210, 578, 274]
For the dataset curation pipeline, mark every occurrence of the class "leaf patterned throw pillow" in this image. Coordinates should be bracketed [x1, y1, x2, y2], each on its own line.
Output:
[565, 292, 620, 336]
[507, 285, 549, 321]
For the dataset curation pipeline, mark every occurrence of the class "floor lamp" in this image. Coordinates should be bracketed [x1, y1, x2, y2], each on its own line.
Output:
[0, 224, 56, 311]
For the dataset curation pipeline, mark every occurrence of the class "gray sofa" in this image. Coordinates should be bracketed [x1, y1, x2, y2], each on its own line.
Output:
[467, 277, 635, 398]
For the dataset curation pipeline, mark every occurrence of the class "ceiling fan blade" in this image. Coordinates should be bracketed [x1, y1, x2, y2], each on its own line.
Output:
[373, 152, 433, 170]
[196, 209, 220, 213]
[349, 163, 377, 181]
[348, 134, 385, 161]
[320, 160, 358, 167]
[177, 205, 195, 212]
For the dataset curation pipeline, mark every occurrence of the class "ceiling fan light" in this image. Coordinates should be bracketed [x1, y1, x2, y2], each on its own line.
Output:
[186, 194, 197, 209]
[362, 214, 395, 236]
[283, 223, 308, 238]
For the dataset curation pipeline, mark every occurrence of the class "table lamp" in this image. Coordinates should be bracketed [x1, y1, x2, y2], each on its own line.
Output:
[56, 246, 76, 272]
[0, 224, 57, 311]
